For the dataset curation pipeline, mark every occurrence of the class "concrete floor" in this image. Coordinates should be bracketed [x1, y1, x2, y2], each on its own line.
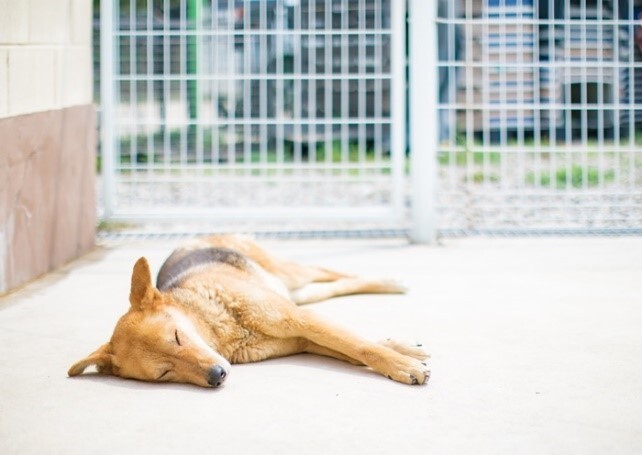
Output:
[1, 236, 641, 454]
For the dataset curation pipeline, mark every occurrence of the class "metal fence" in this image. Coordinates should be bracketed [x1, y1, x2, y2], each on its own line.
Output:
[423, 0, 642, 235]
[100, 0, 406, 231]
[99, 0, 642, 237]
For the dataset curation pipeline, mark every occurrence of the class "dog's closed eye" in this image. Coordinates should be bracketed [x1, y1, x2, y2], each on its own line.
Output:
[175, 330, 181, 346]
[158, 369, 171, 380]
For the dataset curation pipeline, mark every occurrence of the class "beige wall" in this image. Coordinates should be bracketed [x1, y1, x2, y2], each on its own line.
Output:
[0, 0, 93, 118]
[0, 0, 96, 294]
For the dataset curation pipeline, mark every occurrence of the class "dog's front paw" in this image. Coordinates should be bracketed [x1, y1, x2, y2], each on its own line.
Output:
[411, 367, 431, 385]
[383, 354, 430, 385]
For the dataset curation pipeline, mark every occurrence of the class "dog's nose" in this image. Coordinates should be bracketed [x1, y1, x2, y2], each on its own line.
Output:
[208, 365, 227, 387]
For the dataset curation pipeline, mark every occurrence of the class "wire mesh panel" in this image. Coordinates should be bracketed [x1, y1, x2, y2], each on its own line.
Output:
[101, 0, 405, 229]
[434, 0, 642, 233]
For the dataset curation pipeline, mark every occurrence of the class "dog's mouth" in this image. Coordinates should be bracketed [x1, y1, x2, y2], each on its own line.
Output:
[155, 364, 229, 387]
[166, 357, 230, 388]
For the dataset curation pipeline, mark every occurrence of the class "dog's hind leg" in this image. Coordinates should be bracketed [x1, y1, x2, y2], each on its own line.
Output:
[204, 234, 406, 303]
[290, 277, 407, 305]
[204, 234, 351, 289]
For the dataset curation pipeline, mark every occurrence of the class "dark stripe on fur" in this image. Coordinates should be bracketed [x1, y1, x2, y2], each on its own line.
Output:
[157, 247, 249, 291]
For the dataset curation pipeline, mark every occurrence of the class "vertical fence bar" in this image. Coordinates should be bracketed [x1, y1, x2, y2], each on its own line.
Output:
[293, 1, 302, 165]
[276, 0, 285, 174]
[130, 1, 137, 171]
[409, 0, 438, 243]
[187, 0, 200, 121]
[358, 0, 366, 177]
[101, 0, 115, 218]
[163, 0, 170, 169]
[627, 0, 635, 190]
[145, 0, 153, 174]
[179, 1, 187, 165]
[373, 0, 382, 164]
[228, 2, 237, 168]
[324, 3, 332, 167]
[390, 0, 406, 219]
[259, 1, 267, 172]
[243, 0, 251, 170]
[612, 0, 621, 187]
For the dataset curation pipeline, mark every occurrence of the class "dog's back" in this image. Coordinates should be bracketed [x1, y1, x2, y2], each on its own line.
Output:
[156, 237, 292, 299]
[157, 246, 250, 291]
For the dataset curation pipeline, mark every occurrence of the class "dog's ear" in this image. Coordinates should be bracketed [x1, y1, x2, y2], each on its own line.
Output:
[129, 257, 159, 310]
[68, 343, 114, 377]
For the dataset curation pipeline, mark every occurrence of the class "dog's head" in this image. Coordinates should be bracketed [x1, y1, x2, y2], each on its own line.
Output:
[68, 257, 230, 388]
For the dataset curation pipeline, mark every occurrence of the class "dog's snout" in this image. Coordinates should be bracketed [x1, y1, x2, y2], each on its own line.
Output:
[208, 365, 227, 387]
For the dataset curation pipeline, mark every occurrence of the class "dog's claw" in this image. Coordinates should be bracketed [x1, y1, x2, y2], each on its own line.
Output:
[410, 375, 419, 385]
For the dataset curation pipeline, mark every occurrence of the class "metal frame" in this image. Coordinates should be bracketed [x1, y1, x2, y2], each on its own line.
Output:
[99, 0, 642, 239]
[100, 0, 407, 228]
[420, 0, 642, 236]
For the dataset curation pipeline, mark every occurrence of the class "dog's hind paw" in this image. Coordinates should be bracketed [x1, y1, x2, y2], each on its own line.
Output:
[367, 278, 408, 294]
[380, 339, 430, 361]
[382, 279, 408, 294]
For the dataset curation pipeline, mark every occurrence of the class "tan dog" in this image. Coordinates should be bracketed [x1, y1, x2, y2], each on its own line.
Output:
[68, 235, 430, 387]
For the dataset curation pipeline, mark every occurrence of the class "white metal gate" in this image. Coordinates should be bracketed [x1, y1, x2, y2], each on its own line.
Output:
[100, 0, 642, 237]
[100, 0, 406, 230]
[411, 0, 642, 237]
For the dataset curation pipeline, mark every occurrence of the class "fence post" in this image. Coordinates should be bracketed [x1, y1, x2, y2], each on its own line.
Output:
[408, 0, 438, 243]
[100, 0, 115, 219]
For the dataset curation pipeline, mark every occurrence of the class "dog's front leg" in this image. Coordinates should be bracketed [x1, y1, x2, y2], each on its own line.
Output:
[265, 309, 430, 385]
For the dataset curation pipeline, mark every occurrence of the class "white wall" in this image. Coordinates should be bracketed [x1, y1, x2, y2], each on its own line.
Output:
[0, 0, 93, 118]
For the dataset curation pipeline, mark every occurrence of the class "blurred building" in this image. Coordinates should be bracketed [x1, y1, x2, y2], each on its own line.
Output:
[446, 0, 642, 139]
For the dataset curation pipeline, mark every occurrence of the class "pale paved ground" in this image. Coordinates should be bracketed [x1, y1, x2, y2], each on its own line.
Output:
[1, 236, 641, 454]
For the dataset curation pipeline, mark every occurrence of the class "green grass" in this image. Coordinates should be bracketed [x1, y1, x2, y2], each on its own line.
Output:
[438, 151, 502, 166]
[102, 129, 639, 188]
[437, 134, 638, 188]
[116, 130, 386, 167]
[96, 220, 138, 232]
[526, 166, 616, 188]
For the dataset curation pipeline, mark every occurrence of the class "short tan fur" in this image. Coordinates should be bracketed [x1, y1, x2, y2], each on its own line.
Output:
[68, 235, 429, 387]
